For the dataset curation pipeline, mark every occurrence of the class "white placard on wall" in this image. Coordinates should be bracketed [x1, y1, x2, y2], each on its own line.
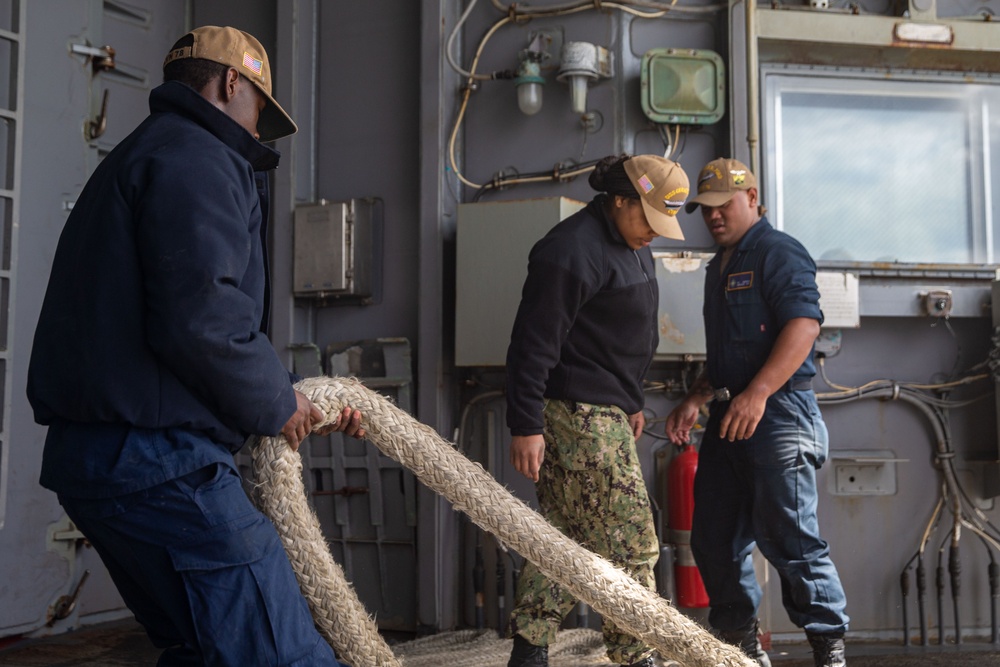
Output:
[817, 271, 860, 328]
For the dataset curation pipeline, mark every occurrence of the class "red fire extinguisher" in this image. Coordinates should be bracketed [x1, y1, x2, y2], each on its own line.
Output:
[668, 443, 710, 608]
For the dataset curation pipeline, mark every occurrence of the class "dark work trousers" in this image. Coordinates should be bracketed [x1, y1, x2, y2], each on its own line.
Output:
[59, 463, 345, 667]
[690, 389, 849, 636]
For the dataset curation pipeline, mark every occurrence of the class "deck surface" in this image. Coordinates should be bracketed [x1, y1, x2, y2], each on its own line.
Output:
[1, 619, 999, 666]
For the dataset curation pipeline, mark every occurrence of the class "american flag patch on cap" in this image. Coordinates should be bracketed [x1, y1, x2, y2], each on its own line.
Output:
[637, 174, 654, 193]
[242, 52, 263, 76]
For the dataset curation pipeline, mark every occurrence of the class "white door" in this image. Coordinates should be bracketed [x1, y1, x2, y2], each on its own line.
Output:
[0, 0, 188, 638]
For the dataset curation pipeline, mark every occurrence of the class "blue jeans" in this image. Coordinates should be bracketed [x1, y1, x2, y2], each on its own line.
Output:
[690, 390, 849, 636]
[59, 463, 345, 666]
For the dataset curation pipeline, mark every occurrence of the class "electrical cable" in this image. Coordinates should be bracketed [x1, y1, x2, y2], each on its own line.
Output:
[817, 356, 990, 396]
[444, 165, 464, 204]
[657, 123, 674, 157]
[622, 0, 726, 11]
[937, 316, 962, 380]
[950, 541, 962, 644]
[447, 14, 513, 190]
[920, 497, 945, 558]
[672, 125, 690, 161]
[951, 449, 1000, 544]
[490, 0, 725, 15]
[470, 159, 602, 201]
[604, 3, 670, 19]
[447, 0, 494, 80]
[936, 536, 947, 645]
[987, 538, 1000, 644]
[815, 356, 1000, 647]
[658, 123, 681, 159]
[448, 0, 724, 194]
[919, 496, 945, 644]
[959, 517, 1000, 554]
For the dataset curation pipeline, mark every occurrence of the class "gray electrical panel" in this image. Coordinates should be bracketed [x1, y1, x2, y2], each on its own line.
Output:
[293, 199, 376, 302]
[454, 199, 712, 366]
[455, 197, 586, 367]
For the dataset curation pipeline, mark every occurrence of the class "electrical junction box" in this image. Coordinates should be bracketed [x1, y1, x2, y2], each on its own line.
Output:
[455, 197, 585, 367]
[454, 200, 712, 366]
[826, 450, 906, 496]
[640, 48, 725, 125]
[293, 199, 378, 303]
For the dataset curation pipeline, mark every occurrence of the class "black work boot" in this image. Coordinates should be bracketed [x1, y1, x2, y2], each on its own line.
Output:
[508, 635, 548, 667]
[621, 656, 655, 667]
[806, 632, 846, 667]
[719, 620, 771, 667]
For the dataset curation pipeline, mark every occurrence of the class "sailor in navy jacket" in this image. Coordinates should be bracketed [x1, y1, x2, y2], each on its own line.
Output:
[26, 27, 358, 664]
[28, 80, 295, 497]
[505, 196, 659, 439]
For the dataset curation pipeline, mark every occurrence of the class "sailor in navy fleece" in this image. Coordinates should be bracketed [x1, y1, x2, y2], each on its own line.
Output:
[504, 154, 689, 667]
[28, 27, 360, 666]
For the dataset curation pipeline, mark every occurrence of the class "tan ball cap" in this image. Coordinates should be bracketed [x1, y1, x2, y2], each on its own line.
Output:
[622, 155, 690, 240]
[684, 157, 757, 213]
[163, 25, 297, 143]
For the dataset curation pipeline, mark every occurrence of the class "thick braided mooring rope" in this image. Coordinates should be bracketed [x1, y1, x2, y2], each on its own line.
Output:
[250, 394, 399, 666]
[252, 376, 755, 667]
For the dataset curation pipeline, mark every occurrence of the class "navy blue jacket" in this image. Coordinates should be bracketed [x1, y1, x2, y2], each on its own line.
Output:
[704, 218, 823, 395]
[27, 82, 297, 496]
[506, 196, 659, 436]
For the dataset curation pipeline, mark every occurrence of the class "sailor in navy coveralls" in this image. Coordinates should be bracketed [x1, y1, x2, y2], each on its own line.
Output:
[665, 158, 849, 667]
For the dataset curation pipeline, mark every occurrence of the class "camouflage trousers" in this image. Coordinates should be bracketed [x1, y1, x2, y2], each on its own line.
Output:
[508, 399, 659, 665]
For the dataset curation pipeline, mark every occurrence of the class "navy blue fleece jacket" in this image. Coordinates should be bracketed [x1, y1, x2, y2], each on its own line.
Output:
[28, 81, 296, 495]
[505, 196, 659, 436]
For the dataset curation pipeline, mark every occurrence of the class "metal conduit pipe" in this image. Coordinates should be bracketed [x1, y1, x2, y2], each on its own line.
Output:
[745, 0, 760, 174]
[950, 543, 963, 645]
[911, 498, 943, 646]
[936, 545, 946, 644]
[917, 554, 929, 645]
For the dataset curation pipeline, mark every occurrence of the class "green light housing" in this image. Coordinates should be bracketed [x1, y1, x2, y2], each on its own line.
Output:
[640, 48, 725, 125]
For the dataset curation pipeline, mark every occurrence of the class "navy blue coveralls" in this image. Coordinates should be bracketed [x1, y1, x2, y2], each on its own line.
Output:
[27, 82, 343, 666]
[691, 218, 850, 636]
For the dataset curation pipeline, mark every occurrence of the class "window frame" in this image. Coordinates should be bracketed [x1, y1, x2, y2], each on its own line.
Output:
[761, 64, 1000, 270]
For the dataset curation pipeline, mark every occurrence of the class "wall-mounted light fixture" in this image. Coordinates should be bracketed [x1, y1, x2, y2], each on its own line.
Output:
[639, 48, 725, 125]
[514, 34, 550, 116]
[556, 41, 612, 115]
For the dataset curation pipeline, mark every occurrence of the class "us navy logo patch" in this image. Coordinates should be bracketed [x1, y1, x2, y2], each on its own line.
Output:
[727, 271, 753, 291]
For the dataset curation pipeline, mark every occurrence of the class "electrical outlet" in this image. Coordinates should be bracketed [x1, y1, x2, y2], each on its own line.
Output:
[827, 450, 902, 496]
[833, 465, 893, 495]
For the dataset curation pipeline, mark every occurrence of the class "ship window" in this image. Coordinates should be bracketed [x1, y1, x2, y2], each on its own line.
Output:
[763, 70, 1000, 266]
